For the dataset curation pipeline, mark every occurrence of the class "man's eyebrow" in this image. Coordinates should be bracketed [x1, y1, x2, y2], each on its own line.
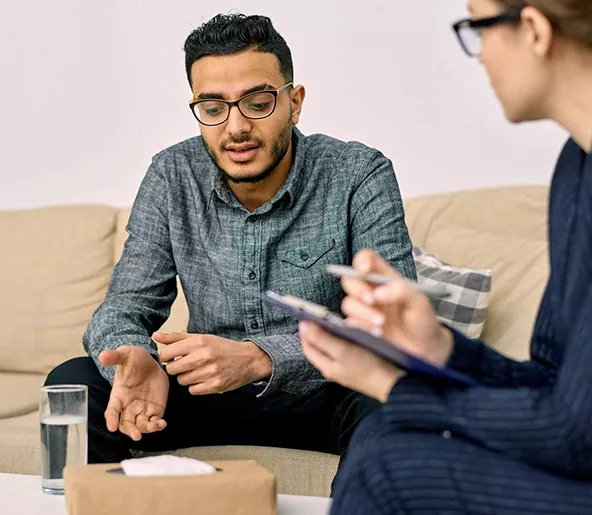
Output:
[240, 83, 275, 96]
[196, 83, 274, 101]
[196, 91, 225, 100]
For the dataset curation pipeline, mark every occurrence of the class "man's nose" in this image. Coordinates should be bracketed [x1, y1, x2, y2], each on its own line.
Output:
[226, 105, 251, 138]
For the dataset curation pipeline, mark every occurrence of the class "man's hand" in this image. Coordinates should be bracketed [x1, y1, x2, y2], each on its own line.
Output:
[98, 346, 169, 441]
[153, 332, 273, 395]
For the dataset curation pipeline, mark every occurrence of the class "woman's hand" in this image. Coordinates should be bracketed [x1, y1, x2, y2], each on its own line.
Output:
[299, 321, 405, 403]
[342, 249, 454, 367]
[298, 249, 455, 402]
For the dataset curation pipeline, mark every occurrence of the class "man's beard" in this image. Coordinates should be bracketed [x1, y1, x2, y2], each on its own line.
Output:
[204, 118, 293, 184]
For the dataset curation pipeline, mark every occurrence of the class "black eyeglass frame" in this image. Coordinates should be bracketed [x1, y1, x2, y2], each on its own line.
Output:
[452, 11, 522, 57]
[189, 82, 293, 126]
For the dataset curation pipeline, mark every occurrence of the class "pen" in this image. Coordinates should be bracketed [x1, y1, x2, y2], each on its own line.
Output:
[326, 264, 451, 299]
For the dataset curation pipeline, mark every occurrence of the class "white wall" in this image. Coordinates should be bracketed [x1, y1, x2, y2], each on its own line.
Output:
[0, 0, 567, 210]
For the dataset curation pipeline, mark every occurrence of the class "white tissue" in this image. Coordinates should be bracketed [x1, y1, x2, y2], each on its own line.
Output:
[120, 455, 217, 476]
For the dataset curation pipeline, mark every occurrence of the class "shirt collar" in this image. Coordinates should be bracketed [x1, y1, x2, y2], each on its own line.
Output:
[206, 127, 307, 211]
[208, 162, 235, 208]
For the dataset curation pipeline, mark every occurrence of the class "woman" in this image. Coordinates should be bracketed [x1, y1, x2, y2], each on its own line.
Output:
[299, 0, 592, 513]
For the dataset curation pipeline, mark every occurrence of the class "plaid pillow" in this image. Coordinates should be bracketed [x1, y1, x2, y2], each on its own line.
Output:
[413, 246, 492, 338]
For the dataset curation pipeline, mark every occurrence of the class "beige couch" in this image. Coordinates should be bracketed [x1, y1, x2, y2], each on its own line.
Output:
[0, 185, 549, 497]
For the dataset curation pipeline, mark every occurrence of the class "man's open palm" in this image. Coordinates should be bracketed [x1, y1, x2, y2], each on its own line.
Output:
[99, 346, 169, 441]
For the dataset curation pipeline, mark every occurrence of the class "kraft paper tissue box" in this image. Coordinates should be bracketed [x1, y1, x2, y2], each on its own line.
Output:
[63, 460, 277, 515]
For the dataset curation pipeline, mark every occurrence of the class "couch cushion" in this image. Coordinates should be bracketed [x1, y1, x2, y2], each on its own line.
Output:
[0, 411, 40, 475]
[0, 206, 118, 374]
[115, 209, 190, 334]
[0, 373, 46, 419]
[136, 445, 339, 497]
[0, 409, 339, 496]
[0, 406, 338, 497]
[414, 247, 492, 339]
[404, 186, 549, 360]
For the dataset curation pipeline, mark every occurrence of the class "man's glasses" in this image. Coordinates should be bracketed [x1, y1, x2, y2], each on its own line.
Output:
[189, 82, 293, 126]
[452, 11, 522, 57]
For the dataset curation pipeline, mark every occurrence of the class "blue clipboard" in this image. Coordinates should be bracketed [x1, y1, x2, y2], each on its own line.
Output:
[261, 291, 478, 388]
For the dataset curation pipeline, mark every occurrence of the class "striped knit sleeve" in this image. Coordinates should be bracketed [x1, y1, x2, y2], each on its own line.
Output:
[381, 288, 592, 477]
[446, 327, 555, 387]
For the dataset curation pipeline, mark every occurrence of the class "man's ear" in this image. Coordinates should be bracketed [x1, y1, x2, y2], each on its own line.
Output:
[290, 85, 306, 125]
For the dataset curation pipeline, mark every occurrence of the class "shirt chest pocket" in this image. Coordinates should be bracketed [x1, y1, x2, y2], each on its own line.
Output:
[276, 239, 336, 270]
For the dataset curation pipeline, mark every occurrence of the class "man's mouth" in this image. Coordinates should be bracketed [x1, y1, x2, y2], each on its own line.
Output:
[225, 143, 260, 163]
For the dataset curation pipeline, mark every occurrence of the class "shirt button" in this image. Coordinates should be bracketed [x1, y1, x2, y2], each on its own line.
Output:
[442, 430, 452, 440]
[248, 271, 257, 281]
[250, 320, 260, 330]
[300, 252, 309, 262]
[250, 215, 259, 222]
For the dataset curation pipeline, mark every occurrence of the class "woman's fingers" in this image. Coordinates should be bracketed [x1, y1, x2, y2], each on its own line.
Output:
[301, 337, 336, 378]
[353, 249, 399, 276]
[342, 250, 408, 306]
[300, 322, 352, 382]
[341, 296, 385, 326]
[372, 279, 415, 305]
[341, 276, 377, 305]
[345, 317, 384, 337]
[300, 322, 348, 360]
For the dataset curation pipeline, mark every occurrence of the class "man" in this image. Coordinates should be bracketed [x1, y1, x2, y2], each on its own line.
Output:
[45, 13, 415, 465]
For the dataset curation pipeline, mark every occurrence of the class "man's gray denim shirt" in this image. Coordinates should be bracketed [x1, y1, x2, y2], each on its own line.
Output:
[83, 128, 416, 397]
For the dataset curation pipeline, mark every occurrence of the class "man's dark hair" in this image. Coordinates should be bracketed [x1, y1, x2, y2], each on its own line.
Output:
[184, 13, 294, 86]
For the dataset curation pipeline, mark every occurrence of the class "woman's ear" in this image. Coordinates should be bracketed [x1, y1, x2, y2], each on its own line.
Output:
[521, 5, 554, 58]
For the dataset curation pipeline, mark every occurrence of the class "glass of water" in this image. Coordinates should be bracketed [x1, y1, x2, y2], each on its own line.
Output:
[39, 385, 88, 495]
